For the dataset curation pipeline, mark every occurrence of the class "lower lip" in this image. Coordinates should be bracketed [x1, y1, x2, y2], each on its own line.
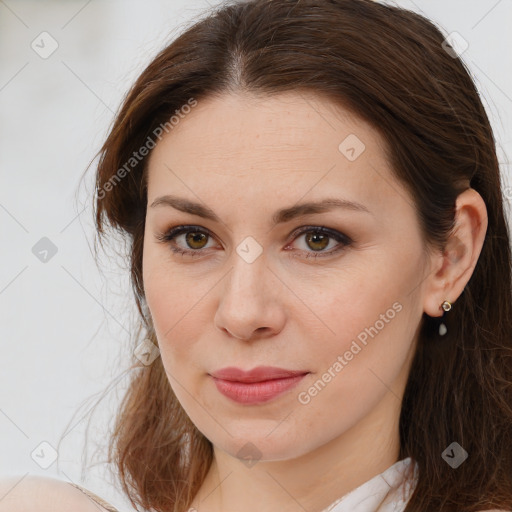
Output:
[211, 374, 308, 404]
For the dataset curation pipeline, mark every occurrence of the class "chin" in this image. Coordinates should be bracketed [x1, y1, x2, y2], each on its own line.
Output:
[207, 425, 321, 464]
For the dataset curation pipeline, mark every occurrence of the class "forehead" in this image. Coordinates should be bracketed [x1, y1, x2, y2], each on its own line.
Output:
[146, 91, 408, 219]
[149, 91, 380, 166]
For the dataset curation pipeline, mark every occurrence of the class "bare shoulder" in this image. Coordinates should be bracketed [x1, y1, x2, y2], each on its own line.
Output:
[0, 475, 118, 512]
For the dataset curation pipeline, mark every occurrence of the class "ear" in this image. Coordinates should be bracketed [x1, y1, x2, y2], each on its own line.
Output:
[423, 188, 488, 318]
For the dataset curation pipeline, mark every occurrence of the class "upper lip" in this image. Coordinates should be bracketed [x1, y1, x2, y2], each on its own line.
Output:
[210, 366, 309, 383]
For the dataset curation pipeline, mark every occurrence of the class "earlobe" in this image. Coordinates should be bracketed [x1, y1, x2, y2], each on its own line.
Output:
[423, 188, 488, 318]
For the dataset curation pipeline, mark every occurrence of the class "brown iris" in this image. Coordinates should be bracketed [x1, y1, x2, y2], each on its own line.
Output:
[305, 232, 329, 251]
[186, 232, 209, 249]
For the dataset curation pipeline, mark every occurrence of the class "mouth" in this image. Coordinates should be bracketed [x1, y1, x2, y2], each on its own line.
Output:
[209, 366, 310, 404]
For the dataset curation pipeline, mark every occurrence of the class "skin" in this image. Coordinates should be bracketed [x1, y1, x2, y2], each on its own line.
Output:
[142, 91, 488, 512]
[0, 476, 112, 512]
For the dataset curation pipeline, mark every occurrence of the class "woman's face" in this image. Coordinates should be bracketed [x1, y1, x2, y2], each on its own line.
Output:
[142, 91, 431, 462]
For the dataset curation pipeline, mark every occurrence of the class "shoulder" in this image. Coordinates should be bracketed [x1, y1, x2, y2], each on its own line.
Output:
[0, 475, 118, 512]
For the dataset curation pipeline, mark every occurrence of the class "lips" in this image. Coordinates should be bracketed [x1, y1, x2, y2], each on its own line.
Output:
[210, 366, 308, 383]
[209, 366, 310, 404]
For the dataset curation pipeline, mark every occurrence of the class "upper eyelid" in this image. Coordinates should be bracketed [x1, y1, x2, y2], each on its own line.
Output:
[161, 224, 352, 247]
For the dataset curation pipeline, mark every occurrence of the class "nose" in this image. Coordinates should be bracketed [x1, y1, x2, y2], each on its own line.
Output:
[214, 252, 286, 341]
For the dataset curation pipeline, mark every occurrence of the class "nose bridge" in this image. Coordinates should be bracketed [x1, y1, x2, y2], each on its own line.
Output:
[214, 241, 283, 339]
[225, 242, 269, 306]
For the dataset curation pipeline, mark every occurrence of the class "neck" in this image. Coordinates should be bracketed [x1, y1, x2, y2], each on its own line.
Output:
[190, 389, 402, 512]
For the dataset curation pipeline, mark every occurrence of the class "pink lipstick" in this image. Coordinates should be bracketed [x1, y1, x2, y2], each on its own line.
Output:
[210, 366, 309, 404]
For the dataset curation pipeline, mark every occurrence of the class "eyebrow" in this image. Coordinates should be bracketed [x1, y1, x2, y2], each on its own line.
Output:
[149, 194, 372, 226]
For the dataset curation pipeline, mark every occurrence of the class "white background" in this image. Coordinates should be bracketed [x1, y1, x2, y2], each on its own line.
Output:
[1, 1, 511, 510]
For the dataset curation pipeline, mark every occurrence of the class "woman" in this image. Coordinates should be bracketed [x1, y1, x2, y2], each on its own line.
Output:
[2, 0, 511, 511]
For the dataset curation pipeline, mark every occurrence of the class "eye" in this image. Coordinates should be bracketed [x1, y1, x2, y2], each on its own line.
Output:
[155, 225, 215, 258]
[154, 225, 353, 259]
[286, 225, 353, 259]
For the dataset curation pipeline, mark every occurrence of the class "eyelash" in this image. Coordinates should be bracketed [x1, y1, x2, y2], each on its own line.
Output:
[154, 225, 353, 260]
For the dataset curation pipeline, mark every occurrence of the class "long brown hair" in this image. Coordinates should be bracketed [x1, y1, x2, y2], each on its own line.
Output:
[82, 0, 512, 510]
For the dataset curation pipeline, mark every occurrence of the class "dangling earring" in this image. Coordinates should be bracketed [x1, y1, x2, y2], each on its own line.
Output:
[438, 300, 452, 336]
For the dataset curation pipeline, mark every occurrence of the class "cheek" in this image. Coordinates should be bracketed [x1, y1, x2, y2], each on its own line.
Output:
[311, 258, 418, 383]
[143, 246, 183, 348]
[142, 252, 213, 367]
[143, 268, 207, 405]
[295, 297, 416, 435]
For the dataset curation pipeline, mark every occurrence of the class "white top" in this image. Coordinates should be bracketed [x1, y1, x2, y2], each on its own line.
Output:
[70, 458, 418, 512]
[72, 456, 507, 512]
[320, 457, 419, 512]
